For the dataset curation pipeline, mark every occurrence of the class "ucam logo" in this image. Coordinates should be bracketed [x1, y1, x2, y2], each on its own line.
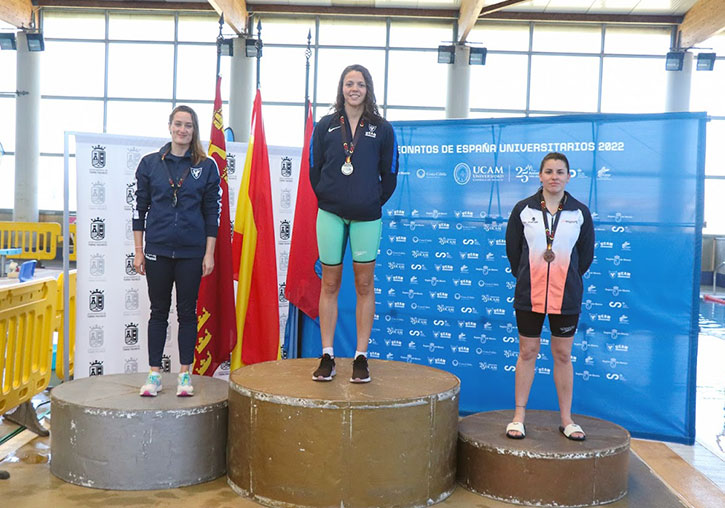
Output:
[453, 163, 472, 185]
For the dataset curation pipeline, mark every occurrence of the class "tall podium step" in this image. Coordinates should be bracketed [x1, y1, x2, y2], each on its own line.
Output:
[227, 358, 460, 508]
[50, 373, 228, 490]
[457, 410, 630, 507]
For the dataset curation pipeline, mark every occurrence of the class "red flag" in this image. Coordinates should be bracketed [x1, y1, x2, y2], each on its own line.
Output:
[193, 76, 237, 376]
[285, 101, 320, 319]
[231, 90, 279, 368]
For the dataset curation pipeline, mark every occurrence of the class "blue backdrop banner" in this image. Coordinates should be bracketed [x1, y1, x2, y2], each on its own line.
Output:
[300, 113, 706, 444]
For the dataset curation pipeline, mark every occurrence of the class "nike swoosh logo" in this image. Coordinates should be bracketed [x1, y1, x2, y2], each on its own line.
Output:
[328, 125, 341, 132]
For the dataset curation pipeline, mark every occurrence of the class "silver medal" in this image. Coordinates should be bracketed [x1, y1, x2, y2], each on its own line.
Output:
[341, 162, 354, 176]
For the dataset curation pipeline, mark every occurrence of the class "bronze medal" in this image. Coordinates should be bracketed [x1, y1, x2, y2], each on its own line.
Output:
[543, 249, 555, 263]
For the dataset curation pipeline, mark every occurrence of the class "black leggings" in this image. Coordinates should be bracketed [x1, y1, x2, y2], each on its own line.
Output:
[145, 255, 202, 367]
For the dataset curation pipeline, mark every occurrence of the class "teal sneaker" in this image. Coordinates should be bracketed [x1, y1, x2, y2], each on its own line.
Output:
[139, 371, 162, 397]
[176, 372, 194, 397]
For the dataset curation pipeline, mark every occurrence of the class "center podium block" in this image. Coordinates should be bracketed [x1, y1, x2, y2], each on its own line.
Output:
[227, 358, 460, 508]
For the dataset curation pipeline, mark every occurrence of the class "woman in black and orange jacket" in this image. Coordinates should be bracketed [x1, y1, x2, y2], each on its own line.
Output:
[504, 152, 594, 441]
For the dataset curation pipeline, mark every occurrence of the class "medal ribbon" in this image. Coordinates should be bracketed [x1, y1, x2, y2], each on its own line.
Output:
[161, 149, 191, 207]
[339, 115, 365, 165]
[539, 190, 566, 252]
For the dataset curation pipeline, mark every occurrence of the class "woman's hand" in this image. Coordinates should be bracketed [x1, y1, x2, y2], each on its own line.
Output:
[134, 251, 146, 276]
[202, 252, 215, 277]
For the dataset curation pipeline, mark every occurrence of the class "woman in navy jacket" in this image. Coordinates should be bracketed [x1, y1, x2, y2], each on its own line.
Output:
[132, 105, 221, 397]
[504, 152, 594, 441]
[309, 64, 398, 384]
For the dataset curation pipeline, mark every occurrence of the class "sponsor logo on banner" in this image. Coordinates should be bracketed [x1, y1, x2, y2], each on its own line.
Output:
[278, 283, 287, 303]
[125, 254, 137, 276]
[89, 289, 104, 312]
[125, 288, 139, 311]
[280, 157, 292, 178]
[124, 357, 138, 373]
[127, 147, 141, 170]
[90, 253, 105, 277]
[453, 163, 471, 185]
[514, 164, 537, 183]
[161, 354, 172, 373]
[89, 360, 104, 376]
[598, 166, 613, 179]
[90, 217, 106, 241]
[227, 154, 236, 175]
[279, 220, 291, 241]
[126, 182, 136, 206]
[91, 145, 106, 170]
[124, 323, 139, 346]
[280, 188, 291, 209]
[279, 251, 289, 272]
[89, 325, 104, 349]
[91, 181, 106, 205]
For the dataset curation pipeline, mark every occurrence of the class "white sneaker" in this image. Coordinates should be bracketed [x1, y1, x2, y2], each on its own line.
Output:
[176, 372, 194, 397]
[139, 371, 162, 397]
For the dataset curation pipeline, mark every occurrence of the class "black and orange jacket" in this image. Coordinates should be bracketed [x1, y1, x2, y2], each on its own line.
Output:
[505, 190, 594, 315]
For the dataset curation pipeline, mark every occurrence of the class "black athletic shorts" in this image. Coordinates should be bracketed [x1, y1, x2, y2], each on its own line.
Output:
[515, 309, 579, 338]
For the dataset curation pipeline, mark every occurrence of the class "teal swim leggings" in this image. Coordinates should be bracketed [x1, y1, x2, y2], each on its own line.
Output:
[316, 208, 382, 266]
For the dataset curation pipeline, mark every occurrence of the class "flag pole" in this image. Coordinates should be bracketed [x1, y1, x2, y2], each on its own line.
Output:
[304, 28, 311, 126]
[256, 19, 262, 89]
[216, 14, 224, 81]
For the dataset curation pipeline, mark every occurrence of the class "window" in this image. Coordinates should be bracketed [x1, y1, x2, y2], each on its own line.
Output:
[42, 41, 105, 97]
[469, 53, 528, 111]
[387, 50, 445, 107]
[470, 22, 529, 52]
[601, 57, 666, 113]
[529, 55, 599, 112]
[107, 43, 174, 98]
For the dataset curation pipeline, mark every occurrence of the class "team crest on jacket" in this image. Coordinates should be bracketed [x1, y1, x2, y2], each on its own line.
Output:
[91, 145, 106, 168]
[365, 124, 377, 138]
[191, 167, 202, 179]
[280, 157, 292, 177]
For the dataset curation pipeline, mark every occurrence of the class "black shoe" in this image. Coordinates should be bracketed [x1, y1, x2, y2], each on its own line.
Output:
[350, 355, 371, 383]
[312, 354, 336, 381]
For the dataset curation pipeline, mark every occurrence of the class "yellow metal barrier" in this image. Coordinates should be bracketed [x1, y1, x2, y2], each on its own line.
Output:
[0, 221, 61, 260]
[0, 278, 58, 414]
[55, 270, 76, 379]
[68, 222, 77, 262]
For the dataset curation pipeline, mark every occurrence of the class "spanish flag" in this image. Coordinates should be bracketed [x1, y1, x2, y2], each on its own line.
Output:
[193, 75, 237, 376]
[284, 101, 320, 319]
[231, 90, 279, 369]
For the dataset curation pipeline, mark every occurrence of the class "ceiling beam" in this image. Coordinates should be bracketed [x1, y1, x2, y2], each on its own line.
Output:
[679, 0, 725, 48]
[207, 0, 248, 35]
[0, 0, 35, 29]
[458, 0, 527, 43]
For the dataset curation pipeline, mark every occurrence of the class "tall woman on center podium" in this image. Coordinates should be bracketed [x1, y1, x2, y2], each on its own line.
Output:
[504, 152, 594, 441]
[309, 64, 398, 383]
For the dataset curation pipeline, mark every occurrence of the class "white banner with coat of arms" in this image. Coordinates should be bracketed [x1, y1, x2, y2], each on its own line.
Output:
[74, 133, 301, 378]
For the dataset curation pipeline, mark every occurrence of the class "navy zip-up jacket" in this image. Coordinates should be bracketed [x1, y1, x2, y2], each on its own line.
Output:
[132, 142, 221, 259]
[505, 190, 594, 315]
[310, 111, 398, 221]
